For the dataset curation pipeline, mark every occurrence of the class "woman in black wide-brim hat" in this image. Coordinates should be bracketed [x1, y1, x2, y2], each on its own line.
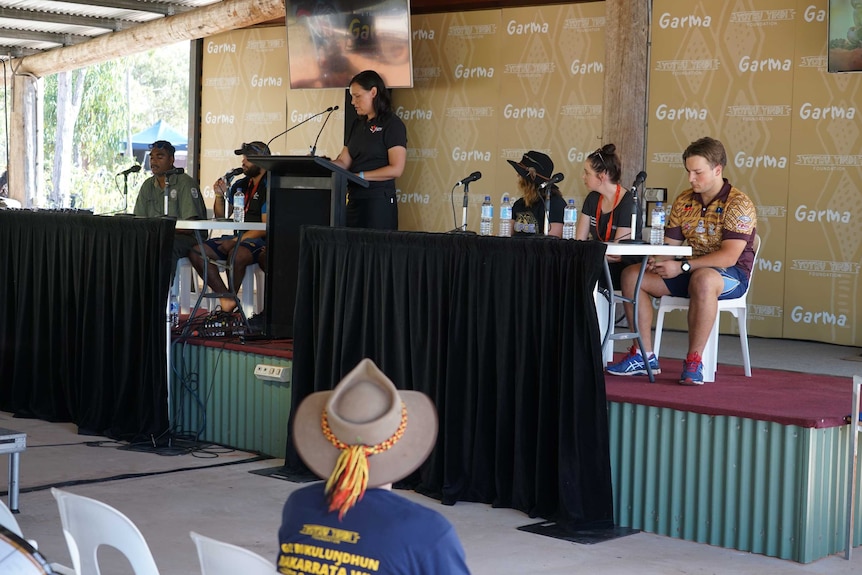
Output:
[506, 151, 565, 237]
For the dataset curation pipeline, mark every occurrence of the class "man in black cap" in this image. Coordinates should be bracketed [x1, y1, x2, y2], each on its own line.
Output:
[188, 141, 270, 313]
[133, 140, 206, 274]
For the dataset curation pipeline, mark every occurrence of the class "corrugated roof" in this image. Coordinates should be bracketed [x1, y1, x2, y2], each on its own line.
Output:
[0, 0, 221, 57]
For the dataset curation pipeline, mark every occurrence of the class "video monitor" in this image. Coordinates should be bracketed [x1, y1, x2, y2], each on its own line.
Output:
[828, 0, 862, 72]
[286, 0, 413, 89]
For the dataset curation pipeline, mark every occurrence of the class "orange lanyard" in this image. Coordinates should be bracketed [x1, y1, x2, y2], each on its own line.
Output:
[595, 184, 621, 242]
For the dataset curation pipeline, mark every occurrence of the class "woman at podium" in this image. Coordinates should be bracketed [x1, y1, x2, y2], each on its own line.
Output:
[332, 70, 407, 230]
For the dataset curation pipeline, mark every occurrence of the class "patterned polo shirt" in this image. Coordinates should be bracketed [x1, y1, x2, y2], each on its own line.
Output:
[665, 179, 758, 276]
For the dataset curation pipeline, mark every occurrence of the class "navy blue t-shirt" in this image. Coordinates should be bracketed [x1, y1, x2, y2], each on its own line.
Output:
[277, 483, 470, 575]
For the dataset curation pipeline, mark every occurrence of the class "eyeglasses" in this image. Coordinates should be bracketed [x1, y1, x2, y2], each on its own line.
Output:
[592, 148, 607, 171]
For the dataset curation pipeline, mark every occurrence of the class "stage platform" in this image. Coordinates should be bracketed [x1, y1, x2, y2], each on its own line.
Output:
[169, 333, 862, 563]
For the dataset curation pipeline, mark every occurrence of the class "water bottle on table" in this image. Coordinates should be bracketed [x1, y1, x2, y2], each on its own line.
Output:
[480, 195, 493, 236]
[563, 199, 577, 239]
[498, 194, 512, 236]
[233, 189, 245, 223]
[650, 201, 665, 245]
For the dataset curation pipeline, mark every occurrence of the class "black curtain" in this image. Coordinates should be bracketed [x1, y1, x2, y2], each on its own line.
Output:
[0, 210, 174, 441]
[286, 226, 613, 530]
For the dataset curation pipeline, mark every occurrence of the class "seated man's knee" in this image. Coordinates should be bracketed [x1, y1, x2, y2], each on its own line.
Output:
[688, 270, 722, 299]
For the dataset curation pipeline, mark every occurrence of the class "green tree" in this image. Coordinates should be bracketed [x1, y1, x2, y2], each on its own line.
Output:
[42, 42, 191, 213]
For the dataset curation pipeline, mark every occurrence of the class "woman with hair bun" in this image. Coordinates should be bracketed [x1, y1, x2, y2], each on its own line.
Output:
[332, 70, 407, 230]
[576, 143, 636, 287]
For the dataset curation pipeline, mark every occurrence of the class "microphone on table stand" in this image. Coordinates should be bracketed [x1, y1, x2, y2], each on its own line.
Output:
[449, 171, 482, 233]
[540, 173, 565, 235]
[539, 172, 565, 190]
[266, 106, 337, 149]
[455, 171, 482, 186]
[622, 171, 647, 244]
[116, 165, 141, 213]
[117, 165, 141, 177]
[164, 167, 185, 176]
[309, 105, 339, 157]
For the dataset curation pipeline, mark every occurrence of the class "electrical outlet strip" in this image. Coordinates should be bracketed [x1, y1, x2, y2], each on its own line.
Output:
[253, 364, 290, 382]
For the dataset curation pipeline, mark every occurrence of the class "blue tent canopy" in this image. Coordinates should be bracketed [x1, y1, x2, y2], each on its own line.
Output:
[131, 119, 188, 151]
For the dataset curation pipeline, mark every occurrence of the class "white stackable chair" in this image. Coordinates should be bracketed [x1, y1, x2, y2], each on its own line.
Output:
[51, 487, 160, 575]
[172, 257, 198, 315]
[190, 531, 275, 575]
[653, 234, 762, 383]
[238, 263, 265, 317]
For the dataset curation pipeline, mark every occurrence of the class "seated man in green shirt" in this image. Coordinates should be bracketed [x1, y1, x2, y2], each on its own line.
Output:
[133, 140, 207, 275]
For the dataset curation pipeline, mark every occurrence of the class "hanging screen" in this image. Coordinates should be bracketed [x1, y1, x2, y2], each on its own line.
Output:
[286, 0, 413, 89]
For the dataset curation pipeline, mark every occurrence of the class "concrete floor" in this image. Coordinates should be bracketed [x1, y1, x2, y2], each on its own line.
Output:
[3, 332, 862, 574]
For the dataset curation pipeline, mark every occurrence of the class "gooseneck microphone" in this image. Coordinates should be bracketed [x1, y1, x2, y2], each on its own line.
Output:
[164, 167, 185, 176]
[310, 105, 339, 157]
[540, 172, 565, 189]
[267, 106, 338, 148]
[455, 171, 482, 186]
[118, 164, 141, 177]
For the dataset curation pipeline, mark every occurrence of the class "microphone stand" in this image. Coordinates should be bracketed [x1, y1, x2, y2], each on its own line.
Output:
[121, 173, 130, 213]
[622, 178, 646, 244]
[543, 186, 551, 236]
[460, 182, 470, 232]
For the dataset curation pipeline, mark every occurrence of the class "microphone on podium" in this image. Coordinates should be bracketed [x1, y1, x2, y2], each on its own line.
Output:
[267, 106, 338, 148]
[309, 105, 339, 157]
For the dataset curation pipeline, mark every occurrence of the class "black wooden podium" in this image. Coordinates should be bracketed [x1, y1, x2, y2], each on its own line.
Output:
[245, 155, 367, 338]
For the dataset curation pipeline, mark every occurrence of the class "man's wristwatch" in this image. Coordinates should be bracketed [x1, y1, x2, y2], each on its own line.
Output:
[680, 258, 691, 273]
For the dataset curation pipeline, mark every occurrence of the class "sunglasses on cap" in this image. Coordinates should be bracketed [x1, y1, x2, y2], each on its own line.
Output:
[149, 141, 175, 153]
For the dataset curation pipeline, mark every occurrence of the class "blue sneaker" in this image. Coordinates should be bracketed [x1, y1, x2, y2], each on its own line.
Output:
[679, 352, 704, 385]
[607, 345, 661, 376]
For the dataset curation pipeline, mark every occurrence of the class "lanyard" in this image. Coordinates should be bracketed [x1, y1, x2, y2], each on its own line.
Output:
[595, 184, 621, 242]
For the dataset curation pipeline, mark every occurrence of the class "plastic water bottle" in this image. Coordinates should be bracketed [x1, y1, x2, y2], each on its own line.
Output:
[480, 195, 493, 236]
[169, 294, 179, 328]
[563, 199, 577, 239]
[233, 188, 245, 223]
[650, 201, 665, 245]
[498, 194, 512, 237]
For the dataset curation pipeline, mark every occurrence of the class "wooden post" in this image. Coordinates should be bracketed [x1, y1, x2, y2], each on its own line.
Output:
[602, 0, 649, 187]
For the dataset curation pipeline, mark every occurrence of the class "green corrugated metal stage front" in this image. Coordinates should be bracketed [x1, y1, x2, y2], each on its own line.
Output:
[169, 339, 861, 563]
[608, 402, 862, 563]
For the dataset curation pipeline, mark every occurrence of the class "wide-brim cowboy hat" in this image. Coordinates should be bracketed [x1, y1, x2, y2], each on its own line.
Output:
[507, 150, 553, 182]
[292, 358, 438, 488]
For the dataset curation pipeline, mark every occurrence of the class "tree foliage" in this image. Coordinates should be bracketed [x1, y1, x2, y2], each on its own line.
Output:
[39, 42, 191, 212]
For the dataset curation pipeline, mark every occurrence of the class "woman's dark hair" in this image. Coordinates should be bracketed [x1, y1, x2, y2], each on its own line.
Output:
[349, 70, 391, 119]
[586, 144, 622, 184]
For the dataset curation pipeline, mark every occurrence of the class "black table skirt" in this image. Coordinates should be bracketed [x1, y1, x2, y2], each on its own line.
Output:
[0, 210, 174, 441]
[286, 226, 614, 530]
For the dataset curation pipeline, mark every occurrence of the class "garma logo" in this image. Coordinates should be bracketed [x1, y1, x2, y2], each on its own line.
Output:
[658, 12, 712, 28]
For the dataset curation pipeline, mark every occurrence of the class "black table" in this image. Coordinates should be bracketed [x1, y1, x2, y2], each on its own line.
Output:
[285, 226, 614, 530]
[0, 210, 174, 441]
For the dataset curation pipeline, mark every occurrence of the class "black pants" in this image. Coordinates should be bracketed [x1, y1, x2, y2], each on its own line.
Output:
[346, 195, 398, 230]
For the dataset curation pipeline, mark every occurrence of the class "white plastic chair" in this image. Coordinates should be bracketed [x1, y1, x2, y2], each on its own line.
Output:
[51, 487, 160, 575]
[189, 531, 275, 575]
[172, 257, 198, 314]
[0, 499, 29, 544]
[238, 263, 265, 317]
[653, 234, 762, 383]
